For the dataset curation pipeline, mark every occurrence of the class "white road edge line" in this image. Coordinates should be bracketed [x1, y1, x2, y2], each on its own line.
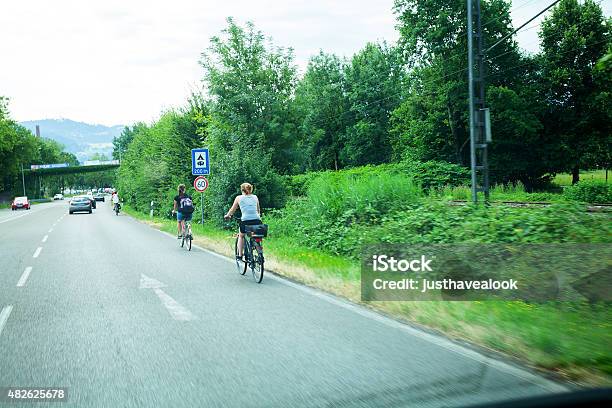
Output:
[42, 235, 48, 243]
[154, 227, 567, 393]
[0, 305, 13, 337]
[33, 247, 42, 258]
[17, 267, 33, 287]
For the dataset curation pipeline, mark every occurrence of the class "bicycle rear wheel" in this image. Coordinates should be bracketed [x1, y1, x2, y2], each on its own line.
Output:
[187, 232, 192, 251]
[234, 236, 247, 275]
[251, 239, 264, 283]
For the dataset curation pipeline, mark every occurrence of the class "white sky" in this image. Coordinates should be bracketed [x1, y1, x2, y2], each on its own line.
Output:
[1, 0, 610, 126]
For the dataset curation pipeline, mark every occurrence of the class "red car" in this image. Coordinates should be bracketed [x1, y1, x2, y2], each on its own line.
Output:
[11, 196, 31, 210]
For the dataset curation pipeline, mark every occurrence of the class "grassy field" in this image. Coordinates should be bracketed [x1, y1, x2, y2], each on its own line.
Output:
[553, 169, 609, 186]
[124, 205, 611, 386]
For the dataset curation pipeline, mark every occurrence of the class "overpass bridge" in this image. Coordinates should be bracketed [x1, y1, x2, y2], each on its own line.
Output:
[24, 161, 120, 176]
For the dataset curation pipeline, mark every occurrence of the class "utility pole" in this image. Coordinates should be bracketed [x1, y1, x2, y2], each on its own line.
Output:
[467, 0, 562, 203]
[467, 0, 490, 203]
[21, 163, 26, 196]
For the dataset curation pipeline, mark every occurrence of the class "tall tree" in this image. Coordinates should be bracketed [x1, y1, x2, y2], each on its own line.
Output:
[200, 18, 298, 174]
[390, 0, 527, 166]
[341, 43, 405, 166]
[295, 51, 349, 171]
[539, 0, 611, 183]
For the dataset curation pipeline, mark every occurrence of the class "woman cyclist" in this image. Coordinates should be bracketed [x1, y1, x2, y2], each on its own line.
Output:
[172, 184, 194, 239]
[224, 182, 262, 260]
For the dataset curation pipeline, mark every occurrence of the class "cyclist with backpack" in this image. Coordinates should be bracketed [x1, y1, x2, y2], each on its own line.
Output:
[172, 184, 195, 239]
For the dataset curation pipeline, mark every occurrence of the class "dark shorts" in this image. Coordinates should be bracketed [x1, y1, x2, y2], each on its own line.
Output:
[239, 219, 262, 233]
[177, 212, 192, 222]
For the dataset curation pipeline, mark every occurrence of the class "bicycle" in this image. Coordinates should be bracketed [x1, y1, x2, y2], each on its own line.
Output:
[228, 216, 266, 283]
[181, 219, 193, 251]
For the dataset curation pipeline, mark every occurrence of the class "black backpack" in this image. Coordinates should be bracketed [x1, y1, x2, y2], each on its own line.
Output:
[179, 196, 195, 214]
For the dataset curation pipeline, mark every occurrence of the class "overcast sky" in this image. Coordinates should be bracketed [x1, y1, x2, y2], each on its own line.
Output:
[1, 0, 610, 126]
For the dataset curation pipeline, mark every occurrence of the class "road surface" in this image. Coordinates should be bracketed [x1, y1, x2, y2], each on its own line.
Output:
[0, 200, 568, 407]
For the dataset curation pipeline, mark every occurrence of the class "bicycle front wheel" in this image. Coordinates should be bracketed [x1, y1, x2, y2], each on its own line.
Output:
[234, 236, 247, 275]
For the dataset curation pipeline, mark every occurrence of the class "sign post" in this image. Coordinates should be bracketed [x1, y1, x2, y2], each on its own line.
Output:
[191, 148, 210, 224]
[193, 176, 209, 225]
[191, 148, 210, 176]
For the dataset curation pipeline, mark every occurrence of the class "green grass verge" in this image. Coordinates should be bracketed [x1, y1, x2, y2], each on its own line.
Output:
[123, 205, 611, 386]
[553, 170, 609, 186]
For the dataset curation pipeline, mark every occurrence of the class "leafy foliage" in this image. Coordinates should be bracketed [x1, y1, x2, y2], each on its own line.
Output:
[563, 180, 612, 204]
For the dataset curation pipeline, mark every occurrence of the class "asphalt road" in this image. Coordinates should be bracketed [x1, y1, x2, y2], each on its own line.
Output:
[0, 200, 568, 407]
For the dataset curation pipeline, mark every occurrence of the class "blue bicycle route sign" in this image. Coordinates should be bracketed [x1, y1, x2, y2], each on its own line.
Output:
[191, 148, 210, 175]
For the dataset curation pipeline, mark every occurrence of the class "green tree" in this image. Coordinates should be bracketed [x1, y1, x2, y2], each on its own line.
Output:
[200, 19, 291, 219]
[200, 18, 298, 174]
[390, 0, 528, 167]
[295, 51, 349, 171]
[341, 42, 404, 166]
[539, 0, 611, 184]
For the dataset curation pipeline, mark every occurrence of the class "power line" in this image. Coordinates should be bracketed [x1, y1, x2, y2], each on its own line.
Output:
[487, 0, 562, 52]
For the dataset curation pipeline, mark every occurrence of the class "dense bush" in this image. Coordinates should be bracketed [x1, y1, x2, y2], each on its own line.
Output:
[286, 160, 470, 197]
[396, 160, 471, 190]
[208, 146, 286, 222]
[271, 198, 611, 258]
[563, 180, 612, 204]
[116, 110, 202, 214]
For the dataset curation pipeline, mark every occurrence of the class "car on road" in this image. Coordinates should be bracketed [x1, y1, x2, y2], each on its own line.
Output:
[53, 193, 64, 200]
[85, 191, 97, 209]
[94, 193, 105, 202]
[11, 196, 30, 210]
[69, 196, 92, 214]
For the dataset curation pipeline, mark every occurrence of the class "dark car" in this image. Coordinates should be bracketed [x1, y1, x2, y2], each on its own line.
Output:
[94, 193, 105, 202]
[69, 196, 92, 214]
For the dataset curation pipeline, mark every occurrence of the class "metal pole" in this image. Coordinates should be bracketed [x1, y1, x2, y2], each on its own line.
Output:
[21, 164, 26, 196]
[476, 0, 489, 202]
[467, 0, 477, 203]
[201, 193, 204, 225]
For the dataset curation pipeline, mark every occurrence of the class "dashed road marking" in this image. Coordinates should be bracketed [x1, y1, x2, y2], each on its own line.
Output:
[0, 305, 13, 337]
[48, 228, 53, 233]
[42, 235, 48, 243]
[33, 247, 42, 258]
[17, 267, 33, 287]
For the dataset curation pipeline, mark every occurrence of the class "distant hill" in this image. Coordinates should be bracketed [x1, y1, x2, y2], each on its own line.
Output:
[20, 119, 125, 162]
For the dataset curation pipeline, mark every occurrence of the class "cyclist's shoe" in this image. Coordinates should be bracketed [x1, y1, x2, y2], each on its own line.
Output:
[177, 234, 182, 239]
[236, 255, 244, 262]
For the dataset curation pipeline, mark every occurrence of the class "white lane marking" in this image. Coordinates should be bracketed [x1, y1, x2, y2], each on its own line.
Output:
[153, 288, 196, 321]
[33, 247, 42, 258]
[153, 225, 565, 392]
[0, 211, 32, 224]
[0, 305, 13, 337]
[140, 274, 167, 289]
[0, 202, 56, 224]
[139, 274, 195, 321]
[42, 235, 48, 243]
[48, 228, 53, 233]
[17, 267, 33, 287]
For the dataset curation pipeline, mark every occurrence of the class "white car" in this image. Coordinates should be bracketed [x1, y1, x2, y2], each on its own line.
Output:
[53, 193, 64, 200]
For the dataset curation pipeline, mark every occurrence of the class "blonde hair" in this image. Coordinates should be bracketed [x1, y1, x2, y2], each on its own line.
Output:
[240, 183, 253, 194]
[178, 184, 186, 195]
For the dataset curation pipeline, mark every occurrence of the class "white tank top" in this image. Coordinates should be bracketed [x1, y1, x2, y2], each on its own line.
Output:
[239, 194, 259, 221]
